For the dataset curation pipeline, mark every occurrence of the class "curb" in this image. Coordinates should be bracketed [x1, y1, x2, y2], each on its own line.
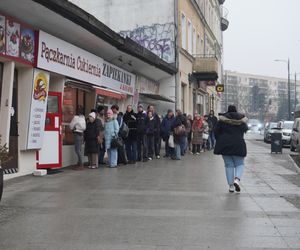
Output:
[287, 154, 300, 173]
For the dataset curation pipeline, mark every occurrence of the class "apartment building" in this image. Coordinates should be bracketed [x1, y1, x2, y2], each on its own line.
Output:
[69, 0, 229, 115]
[224, 70, 300, 121]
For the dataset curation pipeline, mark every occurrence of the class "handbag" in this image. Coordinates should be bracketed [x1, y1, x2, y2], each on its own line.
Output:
[168, 134, 175, 148]
[174, 125, 186, 136]
[119, 122, 129, 139]
[203, 132, 209, 140]
[111, 136, 123, 149]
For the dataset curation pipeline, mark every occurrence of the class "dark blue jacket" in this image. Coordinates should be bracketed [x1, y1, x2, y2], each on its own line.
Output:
[161, 115, 175, 140]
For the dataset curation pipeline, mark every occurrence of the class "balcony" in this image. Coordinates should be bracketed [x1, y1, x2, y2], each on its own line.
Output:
[221, 6, 229, 31]
[192, 55, 219, 81]
[218, 0, 225, 4]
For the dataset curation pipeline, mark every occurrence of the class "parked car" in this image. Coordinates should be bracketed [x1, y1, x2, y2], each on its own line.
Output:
[281, 121, 294, 146]
[264, 122, 279, 143]
[248, 119, 263, 133]
[291, 118, 300, 151]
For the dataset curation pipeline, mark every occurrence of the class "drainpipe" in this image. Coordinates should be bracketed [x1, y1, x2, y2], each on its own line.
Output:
[174, 0, 180, 110]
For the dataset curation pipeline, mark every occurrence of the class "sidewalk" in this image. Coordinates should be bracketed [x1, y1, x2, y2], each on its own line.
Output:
[0, 138, 300, 249]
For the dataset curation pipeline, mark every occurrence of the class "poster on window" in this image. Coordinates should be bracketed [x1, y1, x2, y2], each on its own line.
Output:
[20, 27, 35, 63]
[6, 18, 20, 57]
[0, 15, 5, 55]
[27, 69, 50, 149]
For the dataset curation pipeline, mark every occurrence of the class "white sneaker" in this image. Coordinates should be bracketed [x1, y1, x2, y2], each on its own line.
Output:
[148, 157, 152, 161]
[229, 185, 235, 193]
[88, 166, 92, 169]
[234, 178, 241, 192]
[91, 165, 96, 169]
[156, 155, 160, 159]
[196, 152, 200, 155]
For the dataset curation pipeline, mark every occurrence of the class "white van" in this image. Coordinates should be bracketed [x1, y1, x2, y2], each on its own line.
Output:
[291, 118, 300, 151]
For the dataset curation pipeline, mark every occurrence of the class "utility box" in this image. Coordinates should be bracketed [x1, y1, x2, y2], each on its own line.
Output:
[271, 132, 282, 154]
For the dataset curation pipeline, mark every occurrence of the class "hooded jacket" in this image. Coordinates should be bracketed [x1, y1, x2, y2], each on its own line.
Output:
[213, 112, 248, 157]
[123, 110, 137, 140]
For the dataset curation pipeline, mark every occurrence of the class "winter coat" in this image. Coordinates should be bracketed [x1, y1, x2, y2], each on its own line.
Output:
[208, 115, 218, 131]
[191, 119, 204, 145]
[161, 115, 175, 141]
[171, 115, 187, 144]
[145, 117, 157, 135]
[123, 110, 137, 140]
[136, 111, 147, 134]
[69, 115, 86, 133]
[214, 112, 248, 157]
[84, 121, 100, 154]
[153, 113, 161, 136]
[104, 118, 120, 150]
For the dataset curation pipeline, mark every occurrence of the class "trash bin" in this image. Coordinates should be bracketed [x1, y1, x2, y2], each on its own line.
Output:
[271, 132, 282, 154]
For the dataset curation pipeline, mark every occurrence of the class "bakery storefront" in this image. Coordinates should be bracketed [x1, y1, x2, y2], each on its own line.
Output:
[36, 30, 135, 168]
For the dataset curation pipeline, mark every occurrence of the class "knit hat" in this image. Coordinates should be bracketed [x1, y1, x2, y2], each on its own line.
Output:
[167, 109, 173, 113]
[88, 112, 96, 119]
[138, 104, 144, 109]
[107, 109, 113, 115]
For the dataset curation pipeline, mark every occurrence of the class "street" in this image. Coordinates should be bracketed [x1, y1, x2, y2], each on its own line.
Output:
[1, 136, 300, 250]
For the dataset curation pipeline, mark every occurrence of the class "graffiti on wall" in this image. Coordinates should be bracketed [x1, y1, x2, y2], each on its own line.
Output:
[120, 23, 175, 63]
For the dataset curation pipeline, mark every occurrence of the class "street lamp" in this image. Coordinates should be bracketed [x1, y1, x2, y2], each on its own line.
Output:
[275, 58, 291, 120]
[294, 72, 300, 110]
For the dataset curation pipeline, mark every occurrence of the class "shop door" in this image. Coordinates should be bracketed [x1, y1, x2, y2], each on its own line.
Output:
[2, 69, 18, 174]
[37, 92, 62, 169]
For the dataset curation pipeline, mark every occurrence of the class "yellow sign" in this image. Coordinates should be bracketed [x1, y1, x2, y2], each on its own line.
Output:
[33, 72, 48, 102]
[216, 84, 224, 93]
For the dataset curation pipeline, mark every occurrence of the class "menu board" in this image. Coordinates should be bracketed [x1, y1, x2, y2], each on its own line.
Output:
[0, 13, 35, 64]
[27, 69, 50, 149]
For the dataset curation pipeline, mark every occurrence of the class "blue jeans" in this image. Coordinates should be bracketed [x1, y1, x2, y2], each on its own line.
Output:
[98, 142, 106, 164]
[222, 155, 245, 185]
[175, 143, 181, 160]
[107, 148, 118, 167]
[180, 136, 187, 155]
[137, 134, 147, 160]
[209, 131, 216, 149]
[125, 140, 137, 161]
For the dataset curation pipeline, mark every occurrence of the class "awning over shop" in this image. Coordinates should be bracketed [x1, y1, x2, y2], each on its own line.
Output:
[139, 93, 175, 103]
[94, 87, 127, 100]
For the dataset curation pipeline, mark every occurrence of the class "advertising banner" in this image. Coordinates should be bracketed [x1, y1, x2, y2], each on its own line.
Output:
[27, 69, 50, 149]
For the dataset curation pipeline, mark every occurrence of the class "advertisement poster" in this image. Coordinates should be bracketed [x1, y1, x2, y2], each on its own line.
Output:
[27, 69, 50, 149]
[20, 27, 35, 63]
[0, 15, 5, 54]
[6, 18, 20, 57]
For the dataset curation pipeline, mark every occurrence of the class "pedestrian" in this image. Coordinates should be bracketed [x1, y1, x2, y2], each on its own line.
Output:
[186, 114, 193, 152]
[123, 105, 138, 164]
[96, 106, 106, 165]
[84, 112, 99, 169]
[208, 110, 218, 149]
[147, 105, 161, 159]
[202, 115, 210, 151]
[214, 105, 248, 193]
[171, 110, 187, 160]
[191, 114, 204, 155]
[145, 111, 156, 160]
[136, 104, 148, 162]
[111, 104, 128, 165]
[104, 109, 120, 168]
[69, 105, 86, 170]
[161, 109, 175, 158]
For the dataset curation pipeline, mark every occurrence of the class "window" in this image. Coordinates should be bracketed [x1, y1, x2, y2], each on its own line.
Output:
[193, 27, 196, 55]
[187, 20, 192, 54]
[181, 13, 187, 50]
[62, 86, 87, 145]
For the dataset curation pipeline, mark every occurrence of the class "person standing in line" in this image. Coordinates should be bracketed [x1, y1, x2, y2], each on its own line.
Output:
[214, 105, 248, 193]
[123, 105, 138, 164]
[202, 115, 210, 151]
[111, 104, 128, 165]
[69, 105, 86, 170]
[145, 111, 156, 160]
[208, 110, 218, 149]
[160, 109, 175, 158]
[84, 112, 99, 169]
[191, 114, 204, 155]
[171, 110, 187, 160]
[104, 109, 120, 168]
[147, 105, 161, 159]
[136, 104, 148, 162]
[186, 114, 193, 152]
[96, 106, 106, 165]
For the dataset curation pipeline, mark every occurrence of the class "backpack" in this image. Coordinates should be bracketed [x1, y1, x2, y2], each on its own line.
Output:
[118, 120, 129, 139]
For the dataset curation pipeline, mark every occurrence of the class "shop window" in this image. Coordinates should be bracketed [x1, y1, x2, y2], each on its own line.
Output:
[62, 86, 86, 145]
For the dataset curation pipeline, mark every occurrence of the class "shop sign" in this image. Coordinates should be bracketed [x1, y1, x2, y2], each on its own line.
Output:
[26, 69, 50, 149]
[216, 84, 224, 93]
[102, 61, 135, 95]
[37, 31, 103, 86]
[0, 14, 36, 65]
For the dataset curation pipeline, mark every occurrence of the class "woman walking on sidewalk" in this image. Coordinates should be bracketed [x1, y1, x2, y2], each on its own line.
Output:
[214, 105, 248, 193]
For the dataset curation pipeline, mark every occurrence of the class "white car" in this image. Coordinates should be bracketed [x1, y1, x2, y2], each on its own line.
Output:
[281, 121, 294, 146]
[291, 118, 300, 151]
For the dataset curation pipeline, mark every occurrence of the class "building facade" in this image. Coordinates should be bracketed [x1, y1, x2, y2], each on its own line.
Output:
[70, 0, 229, 115]
[224, 70, 300, 121]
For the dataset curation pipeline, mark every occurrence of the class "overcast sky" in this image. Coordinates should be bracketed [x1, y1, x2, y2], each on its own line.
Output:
[224, 0, 300, 79]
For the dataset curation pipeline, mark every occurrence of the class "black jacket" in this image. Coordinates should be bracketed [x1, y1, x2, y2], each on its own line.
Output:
[136, 111, 147, 134]
[171, 115, 188, 143]
[84, 121, 100, 154]
[123, 110, 137, 140]
[214, 112, 248, 157]
[208, 115, 218, 130]
[145, 117, 157, 135]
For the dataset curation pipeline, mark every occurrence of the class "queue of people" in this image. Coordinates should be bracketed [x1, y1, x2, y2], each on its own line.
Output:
[69, 104, 219, 169]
